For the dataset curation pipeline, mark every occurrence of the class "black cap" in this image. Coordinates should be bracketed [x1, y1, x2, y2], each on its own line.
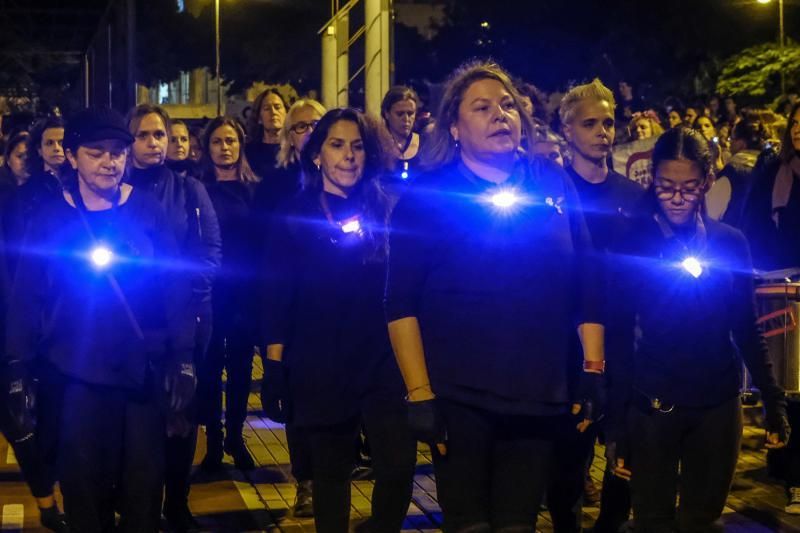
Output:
[64, 107, 134, 152]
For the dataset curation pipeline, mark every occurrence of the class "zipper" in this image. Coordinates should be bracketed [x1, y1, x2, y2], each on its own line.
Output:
[195, 208, 202, 238]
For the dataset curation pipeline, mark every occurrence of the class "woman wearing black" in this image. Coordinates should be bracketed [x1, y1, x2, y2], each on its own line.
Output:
[385, 60, 605, 533]
[605, 127, 789, 533]
[246, 88, 288, 181]
[199, 117, 259, 472]
[166, 119, 198, 180]
[5, 107, 196, 532]
[381, 86, 423, 183]
[0, 131, 30, 186]
[261, 108, 417, 533]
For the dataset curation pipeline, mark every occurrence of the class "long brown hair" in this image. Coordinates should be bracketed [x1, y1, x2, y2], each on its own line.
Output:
[202, 116, 259, 183]
[421, 60, 534, 171]
[246, 88, 289, 143]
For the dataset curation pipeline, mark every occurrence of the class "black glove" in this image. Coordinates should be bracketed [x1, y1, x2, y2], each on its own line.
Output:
[765, 395, 791, 446]
[572, 371, 607, 423]
[164, 360, 196, 413]
[407, 399, 447, 451]
[2, 359, 36, 443]
[261, 358, 289, 423]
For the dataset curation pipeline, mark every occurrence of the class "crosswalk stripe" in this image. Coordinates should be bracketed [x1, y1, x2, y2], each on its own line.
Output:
[5, 447, 16, 466]
[1, 504, 24, 530]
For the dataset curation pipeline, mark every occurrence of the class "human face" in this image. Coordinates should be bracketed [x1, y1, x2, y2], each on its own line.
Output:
[724, 98, 736, 116]
[653, 159, 706, 227]
[313, 119, 365, 198]
[634, 118, 653, 140]
[450, 78, 522, 165]
[288, 106, 322, 157]
[208, 124, 241, 169]
[167, 123, 190, 162]
[7, 142, 28, 182]
[385, 99, 417, 140]
[260, 93, 286, 132]
[530, 141, 564, 168]
[39, 127, 65, 172]
[189, 135, 202, 162]
[695, 117, 716, 142]
[66, 140, 128, 196]
[668, 111, 682, 129]
[132, 113, 168, 168]
[684, 108, 698, 127]
[791, 108, 800, 152]
[563, 99, 614, 163]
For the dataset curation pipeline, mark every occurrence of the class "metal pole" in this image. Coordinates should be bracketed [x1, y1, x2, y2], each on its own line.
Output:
[215, 0, 221, 116]
[780, 0, 786, 95]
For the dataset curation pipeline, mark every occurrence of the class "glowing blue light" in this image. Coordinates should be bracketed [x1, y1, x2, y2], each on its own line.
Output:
[341, 219, 362, 234]
[401, 171, 409, 179]
[90, 246, 113, 268]
[681, 257, 703, 278]
[490, 190, 520, 208]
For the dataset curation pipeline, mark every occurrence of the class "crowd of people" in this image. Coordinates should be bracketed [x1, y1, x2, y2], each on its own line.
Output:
[0, 59, 796, 533]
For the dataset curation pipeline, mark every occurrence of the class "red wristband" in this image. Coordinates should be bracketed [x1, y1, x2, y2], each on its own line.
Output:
[583, 360, 605, 373]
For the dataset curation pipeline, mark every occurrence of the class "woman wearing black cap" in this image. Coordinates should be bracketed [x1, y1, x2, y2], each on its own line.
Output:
[261, 108, 417, 533]
[604, 127, 789, 532]
[125, 104, 222, 530]
[385, 60, 605, 532]
[4, 107, 197, 532]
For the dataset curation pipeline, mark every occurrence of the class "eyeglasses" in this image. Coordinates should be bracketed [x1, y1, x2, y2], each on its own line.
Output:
[654, 183, 704, 201]
[290, 120, 319, 134]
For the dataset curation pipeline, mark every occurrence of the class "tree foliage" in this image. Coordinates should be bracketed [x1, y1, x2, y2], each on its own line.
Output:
[716, 42, 800, 99]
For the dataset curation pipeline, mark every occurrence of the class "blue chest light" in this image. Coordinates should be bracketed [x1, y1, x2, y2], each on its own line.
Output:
[341, 218, 362, 234]
[681, 256, 703, 278]
[90, 246, 114, 269]
[490, 190, 520, 209]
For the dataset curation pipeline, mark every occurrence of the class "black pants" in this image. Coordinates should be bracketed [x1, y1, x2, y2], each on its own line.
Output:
[593, 466, 632, 533]
[59, 379, 165, 533]
[767, 398, 800, 487]
[547, 416, 596, 533]
[164, 301, 213, 509]
[1, 364, 63, 499]
[433, 399, 556, 533]
[306, 392, 416, 533]
[286, 422, 313, 482]
[629, 396, 742, 533]
[199, 300, 254, 441]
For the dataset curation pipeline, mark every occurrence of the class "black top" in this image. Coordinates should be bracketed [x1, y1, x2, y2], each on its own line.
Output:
[717, 149, 759, 229]
[127, 165, 222, 307]
[5, 188, 195, 389]
[385, 158, 602, 415]
[262, 190, 401, 427]
[246, 142, 281, 181]
[608, 213, 783, 408]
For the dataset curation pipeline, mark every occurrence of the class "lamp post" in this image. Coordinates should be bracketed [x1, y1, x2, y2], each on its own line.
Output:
[758, 0, 786, 95]
[215, 0, 222, 116]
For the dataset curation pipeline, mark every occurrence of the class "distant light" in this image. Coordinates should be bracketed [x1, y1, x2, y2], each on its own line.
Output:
[757, 0, 772, 4]
[341, 219, 362, 234]
[490, 190, 519, 208]
[681, 257, 703, 278]
[90, 246, 114, 268]
[480, 21, 490, 29]
[401, 170, 409, 180]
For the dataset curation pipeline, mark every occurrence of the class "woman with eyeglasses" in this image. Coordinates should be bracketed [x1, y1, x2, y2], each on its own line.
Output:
[260, 108, 416, 533]
[605, 127, 789, 533]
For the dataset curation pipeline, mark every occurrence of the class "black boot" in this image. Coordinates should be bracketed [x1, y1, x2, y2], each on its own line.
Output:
[163, 501, 201, 533]
[39, 505, 68, 533]
[293, 480, 314, 518]
[200, 426, 224, 472]
[224, 435, 255, 471]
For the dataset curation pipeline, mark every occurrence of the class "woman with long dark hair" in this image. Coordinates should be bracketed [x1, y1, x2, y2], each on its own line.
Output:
[0, 132, 30, 186]
[260, 108, 416, 533]
[386, 60, 605, 532]
[605, 127, 788, 532]
[197, 117, 259, 472]
[381, 86, 423, 183]
[246, 88, 289, 181]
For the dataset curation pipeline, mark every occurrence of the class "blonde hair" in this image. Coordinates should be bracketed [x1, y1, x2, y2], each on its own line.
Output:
[277, 99, 327, 169]
[559, 78, 616, 126]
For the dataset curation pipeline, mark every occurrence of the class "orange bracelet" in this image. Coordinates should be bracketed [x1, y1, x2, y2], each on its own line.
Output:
[583, 360, 606, 373]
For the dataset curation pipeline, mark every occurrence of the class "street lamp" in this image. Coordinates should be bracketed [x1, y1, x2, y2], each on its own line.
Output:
[215, 0, 221, 116]
[758, 0, 786, 95]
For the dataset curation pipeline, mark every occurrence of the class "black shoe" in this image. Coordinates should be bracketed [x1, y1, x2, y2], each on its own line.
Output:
[201, 428, 224, 472]
[293, 480, 314, 518]
[39, 506, 68, 533]
[224, 437, 255, 471]
[163, 502, 201, 533]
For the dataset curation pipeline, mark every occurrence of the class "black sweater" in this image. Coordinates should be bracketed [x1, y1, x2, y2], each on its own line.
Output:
[608, 213, 783, 408]
[127, 165, 222, 307]
[262, 190, 401, 427]
[385, 159, 602, 415]
[5, 189, 195, 388]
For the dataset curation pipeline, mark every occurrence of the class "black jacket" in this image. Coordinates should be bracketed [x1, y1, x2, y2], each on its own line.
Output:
[385, 158, 602, 415]
[127, 165, 221, 307]
[5, 189, 195, 388]
[262, 190, 401, 427]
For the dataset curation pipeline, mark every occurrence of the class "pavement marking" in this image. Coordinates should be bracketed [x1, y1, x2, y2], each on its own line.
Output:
[233, 480, 267, 511]
[1, 504, 24, 530]
[5, 447, 16, 466]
